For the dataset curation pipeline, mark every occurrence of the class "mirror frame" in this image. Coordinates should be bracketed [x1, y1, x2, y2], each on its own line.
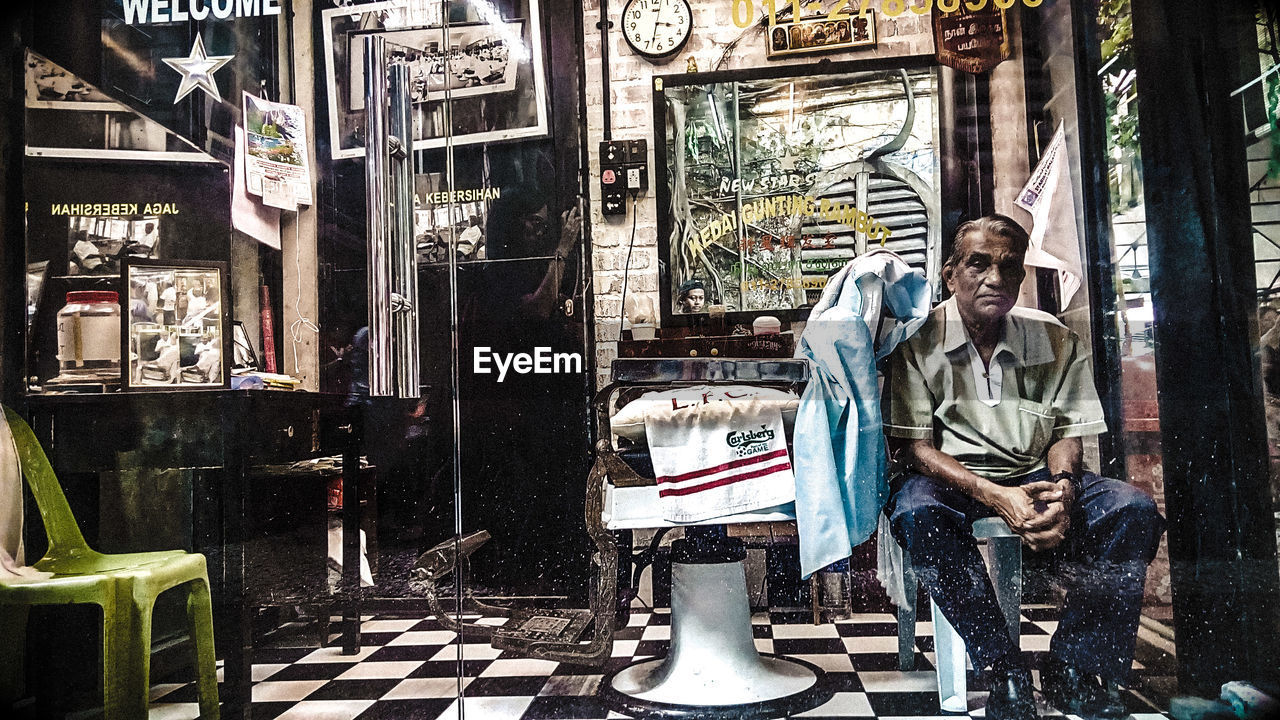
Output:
[653, 54, 939, 328]
[121, 258, 231, 391]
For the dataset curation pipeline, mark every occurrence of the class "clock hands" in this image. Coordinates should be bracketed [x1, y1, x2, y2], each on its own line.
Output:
[648, 2, 674, 47]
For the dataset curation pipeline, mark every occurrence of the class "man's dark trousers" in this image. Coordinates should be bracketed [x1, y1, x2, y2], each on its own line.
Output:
[887, 469, 1165, 682]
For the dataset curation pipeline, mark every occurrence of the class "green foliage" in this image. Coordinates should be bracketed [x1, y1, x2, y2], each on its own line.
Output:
[1098, 0, 1132, 64]
[1098, 0, 1141, 209]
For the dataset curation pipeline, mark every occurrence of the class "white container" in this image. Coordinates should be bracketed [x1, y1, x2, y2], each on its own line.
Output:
[753, 315, 781, 335]
[56, 290, 121, 377]
[632, 323, 656, 341]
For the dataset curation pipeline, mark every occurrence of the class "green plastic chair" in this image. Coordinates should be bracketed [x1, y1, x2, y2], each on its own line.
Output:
[0, 406, 219, 719]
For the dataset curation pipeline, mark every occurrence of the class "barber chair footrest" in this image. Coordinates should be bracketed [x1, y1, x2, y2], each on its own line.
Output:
[491, 608, 592, 650]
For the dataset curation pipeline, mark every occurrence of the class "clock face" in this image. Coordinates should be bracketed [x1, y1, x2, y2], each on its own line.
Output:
[621, 0, 693, 61]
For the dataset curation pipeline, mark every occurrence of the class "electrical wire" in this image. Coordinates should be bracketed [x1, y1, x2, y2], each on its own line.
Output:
[288, 212, 320, 377]
[616, 191, 641, 342]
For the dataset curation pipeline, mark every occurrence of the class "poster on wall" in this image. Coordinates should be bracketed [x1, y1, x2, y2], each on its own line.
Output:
[765, 10, 876, 59]
[348, 23, 523, 106]
[242, 92, 314, 208]
[321, 0, 550, 159]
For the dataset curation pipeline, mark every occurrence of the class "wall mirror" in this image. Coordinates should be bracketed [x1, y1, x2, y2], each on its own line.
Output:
[655, 58, 941, 326]
[22, 50, 231, 390]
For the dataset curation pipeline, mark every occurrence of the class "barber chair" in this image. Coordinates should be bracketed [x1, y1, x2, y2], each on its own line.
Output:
[411, 358, 832, 718]
[599, 359, 831, 718]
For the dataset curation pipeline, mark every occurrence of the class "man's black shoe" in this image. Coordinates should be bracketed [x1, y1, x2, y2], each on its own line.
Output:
[986, 665, 1040, 720]
[1040, 654, 1128, 719]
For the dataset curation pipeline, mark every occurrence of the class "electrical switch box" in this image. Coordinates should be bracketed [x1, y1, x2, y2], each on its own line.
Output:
[600, 139, 648, 216]
[624, 139, 648, 192]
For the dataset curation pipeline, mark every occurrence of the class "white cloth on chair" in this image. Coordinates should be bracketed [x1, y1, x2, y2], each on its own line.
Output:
[645, 400, 796, 523]
[0, 412, 51, 583]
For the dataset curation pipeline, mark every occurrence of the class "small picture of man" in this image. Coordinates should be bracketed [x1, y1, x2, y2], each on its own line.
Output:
[160, 281, 178, 326]
[678, 279, 706, 314]
[772, 26, 788, 51]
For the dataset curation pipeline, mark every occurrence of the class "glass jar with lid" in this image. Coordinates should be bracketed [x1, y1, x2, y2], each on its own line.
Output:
[56, 290, 121, 379]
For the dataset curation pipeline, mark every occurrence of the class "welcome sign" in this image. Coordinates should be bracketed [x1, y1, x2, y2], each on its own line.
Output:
[121, 0, 282, 24]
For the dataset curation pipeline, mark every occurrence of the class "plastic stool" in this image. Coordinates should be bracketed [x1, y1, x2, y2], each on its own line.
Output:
[898, 516, 1022, 713]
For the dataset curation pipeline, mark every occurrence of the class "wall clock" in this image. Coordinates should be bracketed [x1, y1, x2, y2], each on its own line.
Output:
[621, 0, 693, 62]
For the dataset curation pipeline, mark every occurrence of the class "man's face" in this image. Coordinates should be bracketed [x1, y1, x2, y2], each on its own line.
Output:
[943, 229, 1026, 326]
[519, 205, 550, 253]
[682, 289, 705, 312]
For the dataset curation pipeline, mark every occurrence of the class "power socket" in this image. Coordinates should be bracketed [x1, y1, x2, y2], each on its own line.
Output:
[602, 166, 626, 216]
[599, 139, 647, 215]
[603, 194, 626, 215]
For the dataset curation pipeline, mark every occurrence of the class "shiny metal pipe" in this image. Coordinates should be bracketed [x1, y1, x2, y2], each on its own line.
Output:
[388, 60, 420, 398]
[364, 35, 393, 396]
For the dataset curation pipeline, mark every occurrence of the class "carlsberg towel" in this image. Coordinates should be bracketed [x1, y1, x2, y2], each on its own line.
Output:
[645, 399, 796, 523]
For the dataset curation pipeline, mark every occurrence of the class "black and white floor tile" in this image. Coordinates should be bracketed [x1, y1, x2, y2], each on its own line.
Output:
[148, 605, 1172, 720]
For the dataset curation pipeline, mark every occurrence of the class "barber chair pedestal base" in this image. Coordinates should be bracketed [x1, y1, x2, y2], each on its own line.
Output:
[603, 542, 829, 719]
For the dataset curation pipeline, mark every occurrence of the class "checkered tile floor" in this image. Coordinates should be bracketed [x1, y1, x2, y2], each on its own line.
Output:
[148, 605, 1172, 720]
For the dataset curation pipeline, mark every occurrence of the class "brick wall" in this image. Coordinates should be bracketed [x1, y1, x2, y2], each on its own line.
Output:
[580, 0, 936, 386]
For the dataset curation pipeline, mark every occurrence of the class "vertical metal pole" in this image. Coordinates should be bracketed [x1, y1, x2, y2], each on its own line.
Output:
[364, 36, 393, 397]
[732, 84, 745, 306]
[388, 60, 420, 398]
[438, 2, 468, 710]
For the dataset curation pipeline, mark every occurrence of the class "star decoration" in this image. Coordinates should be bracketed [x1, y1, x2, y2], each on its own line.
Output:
[162, 35, 233, 104]
[779, 150, 798, 172]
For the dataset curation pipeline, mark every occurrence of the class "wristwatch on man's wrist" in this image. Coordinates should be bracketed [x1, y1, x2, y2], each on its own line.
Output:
[1051, 470, 1081, 499]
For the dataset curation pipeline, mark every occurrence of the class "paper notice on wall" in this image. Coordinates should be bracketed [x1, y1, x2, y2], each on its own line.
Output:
[1016, 123, 1083, 307]
[262, 177, 297, 211]
[243, 92, 313, 207]
[232, 125, 281, 250]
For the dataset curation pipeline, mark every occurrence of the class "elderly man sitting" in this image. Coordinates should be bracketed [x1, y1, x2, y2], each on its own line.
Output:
[885, 215, 1164, 720]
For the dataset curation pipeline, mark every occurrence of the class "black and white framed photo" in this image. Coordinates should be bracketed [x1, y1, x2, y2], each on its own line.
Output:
[122, 259, 230, 390]
[322, 0, 550, 159]
[348, 23, 523, 106]
[67, 214, 161, 276]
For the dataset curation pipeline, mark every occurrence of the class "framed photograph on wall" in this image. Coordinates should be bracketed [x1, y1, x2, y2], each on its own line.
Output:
[122, 259, 229, 390]
[321, 0, 550, 159]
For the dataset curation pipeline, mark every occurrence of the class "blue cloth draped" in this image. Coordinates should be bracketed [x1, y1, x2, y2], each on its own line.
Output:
[793, 250, 932, 579]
